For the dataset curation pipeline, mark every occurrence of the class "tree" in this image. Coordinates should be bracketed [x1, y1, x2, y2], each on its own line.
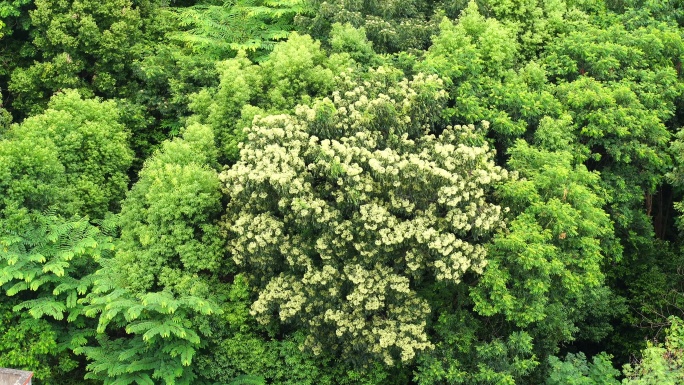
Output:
[220, 63, 508, 365]
[168, 0, 312, 60]
[418, 3, 566, 146]
[412, 118, 621, 384]
[622, 316, 684, 384]
[420, 1, 684, 364]
[2, 90, 133, 219]
[546, 352, 621, 385]
[0, 213, 110, 384]
[77, 123, 226, 384]
[6, 0, 152, 117]
[0, 90, 131, 383]
[299, 0, 445, 53]
[188, 32, 336, 162]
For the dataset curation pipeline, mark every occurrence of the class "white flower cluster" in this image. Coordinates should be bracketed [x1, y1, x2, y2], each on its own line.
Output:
[220, 68, 508, 364]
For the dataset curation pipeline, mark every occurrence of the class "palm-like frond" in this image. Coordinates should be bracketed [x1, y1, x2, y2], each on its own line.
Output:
[167, 0, 313, 59]
[0, 214, 106, 321]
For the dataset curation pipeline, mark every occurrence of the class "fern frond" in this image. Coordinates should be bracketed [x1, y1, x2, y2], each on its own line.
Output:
[168, 0, 307, 59]
[6, 281, 28, 295]
[15, 298, 67, 320]
[167, 343, 195, 366]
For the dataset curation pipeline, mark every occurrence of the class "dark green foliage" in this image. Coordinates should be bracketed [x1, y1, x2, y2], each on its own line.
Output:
[415, 310, 538, 385]
[299, 0, 444, 53]
[126, 43, 220, 157]
[7, 0, 149, 116]
[228, 375, 267, 385]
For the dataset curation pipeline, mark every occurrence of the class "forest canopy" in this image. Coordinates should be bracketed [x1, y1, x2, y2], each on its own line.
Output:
[3, 0, 684, 384]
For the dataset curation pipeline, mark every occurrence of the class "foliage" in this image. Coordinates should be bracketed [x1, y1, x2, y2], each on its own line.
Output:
[0, 91, 129, 383]
[546, 317, 684, 384]
[415, 314, 539, 385]
[194, 276, 394, 385]
[0, 213, 111, 384]
[547, 352, 621, 385]
[6, 0, 150, 116]
[75, 123, 227, 384]
[328, 23, 378, 65]
[298, 0, 445, 53]
[419, 4, 565, 145]
[546, 9, 684, 354]
[111, 123, 223, 294]
[472, 119, 619, 342]
[126, 42, 220, 163]
[1, 90, 133, 218]
[622, 316, 684, 384]
[78, 286, 221, 385]
[0, 301, 61, 381]
[421, 0, 684, 361]
[3, 0, 684, 384]
[189, 32, 336, 162]
[168, 0, 313, 59]
[220, 63, 508, 365]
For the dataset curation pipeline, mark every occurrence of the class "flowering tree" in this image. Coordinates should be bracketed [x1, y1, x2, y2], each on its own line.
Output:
[221, 66, 508, 365]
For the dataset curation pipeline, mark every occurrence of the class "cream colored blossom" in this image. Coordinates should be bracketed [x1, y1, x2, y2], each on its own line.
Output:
[221, 68, 507, 364]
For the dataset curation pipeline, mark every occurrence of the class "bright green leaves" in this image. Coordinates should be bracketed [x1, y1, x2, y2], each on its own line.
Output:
[113, 123, 223, 294]
[78, 289, 221, 385]
[190, 33, 335, 162]
[259, 33, 334, 110]
[0, 214, 108, 384]
[0, 137, 65, 214]
[0, 302, 62, 382]
[555, 78, 671, 194]
[420, 6, 683, 373]
[423, 7, 517, 82]
[541, 16, 681, 236]
[329, 23, 377, 65]
[421, 7, 562, 142]
[543, 20, 684, 84]
[73, 123, 227, 384]
[622, 316, 684, 384]
[200, 53, 259, 161]
[1, 90, 133, 218]
[547, 352, 621, 385]
[0, 91, 127, 361]
[0, 91, 128, 384]
[471, 123, 618, 363]
[0, 214, 106, 320]
[168, 0, 312, 59]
